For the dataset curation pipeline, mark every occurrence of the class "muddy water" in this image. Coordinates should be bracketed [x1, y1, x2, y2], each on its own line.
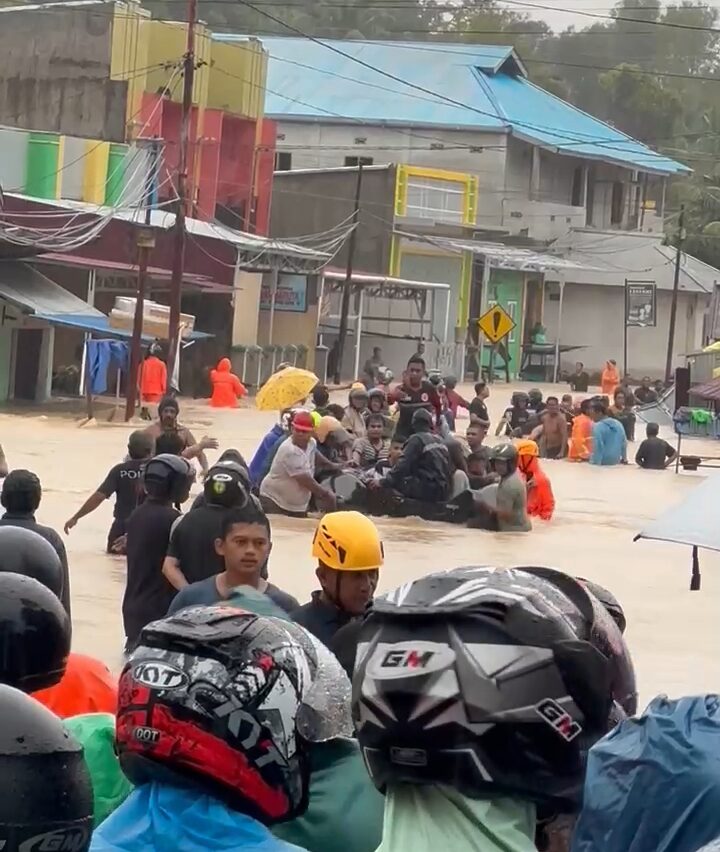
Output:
[5, 382, 719, 706]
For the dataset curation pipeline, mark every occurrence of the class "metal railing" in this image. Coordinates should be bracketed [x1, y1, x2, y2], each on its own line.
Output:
[231, 344, 309, 391]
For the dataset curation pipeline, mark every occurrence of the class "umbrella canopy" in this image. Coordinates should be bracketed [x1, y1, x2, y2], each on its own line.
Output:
[255, 366, 319, 412]
[634, 474, 720, 590]
[634, 474, 720, 553]
[690, 378, 720, 403]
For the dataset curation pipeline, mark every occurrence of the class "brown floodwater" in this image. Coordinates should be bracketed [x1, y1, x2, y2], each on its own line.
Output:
[6, 382, 718, 706]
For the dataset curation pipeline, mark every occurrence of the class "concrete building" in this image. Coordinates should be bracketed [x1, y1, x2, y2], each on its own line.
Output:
[237, 36, 717, 378]
[0, 1, 275, 231]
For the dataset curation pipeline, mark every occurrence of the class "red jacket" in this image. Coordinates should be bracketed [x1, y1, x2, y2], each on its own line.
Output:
[210, 357, 246, 408]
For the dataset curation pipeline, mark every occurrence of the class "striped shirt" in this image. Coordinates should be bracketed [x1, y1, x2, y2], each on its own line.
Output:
[352, 437, 389, 469]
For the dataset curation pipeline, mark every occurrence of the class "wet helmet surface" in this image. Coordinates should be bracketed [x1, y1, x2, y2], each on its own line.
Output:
[116, 606, 316, 824]
[0, 685, 93, 852]
[352, 566, 632, 811]
[143, 454, 194, 503]
[0, 573, 70, 692]
[0, 526, 64, 601]
[203, 460, 250, 509]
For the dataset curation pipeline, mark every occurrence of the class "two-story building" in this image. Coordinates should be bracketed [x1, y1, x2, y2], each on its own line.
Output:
[220, 35, 718, 379]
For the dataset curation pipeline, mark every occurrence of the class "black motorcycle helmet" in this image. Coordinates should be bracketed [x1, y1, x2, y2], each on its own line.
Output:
[490, 442, 519, 475]
[0, 573, 70, 692]
[143, 454, 194, 503]
[352, 566, 633, 812]
[203, 460, 250, 509]
[0, 526, 64, 601]
[0, 685, 93, 851]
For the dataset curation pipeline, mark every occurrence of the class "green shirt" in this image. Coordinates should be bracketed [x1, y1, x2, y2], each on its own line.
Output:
[496, 472, 532, 532]
[272, 739, 383, 852]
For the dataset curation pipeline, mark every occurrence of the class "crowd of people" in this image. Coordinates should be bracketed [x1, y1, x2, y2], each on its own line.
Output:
[0, 348, 702, 850]
[0, 441, 717, 850]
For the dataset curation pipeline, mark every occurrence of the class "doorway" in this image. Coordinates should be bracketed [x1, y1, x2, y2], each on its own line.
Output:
[13, 329, 42, 400]
[523, 278, 544, 342]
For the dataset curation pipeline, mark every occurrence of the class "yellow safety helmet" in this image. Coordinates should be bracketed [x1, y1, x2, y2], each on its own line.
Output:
[312, 511, 384, 571]
[514, 438, 539, 457]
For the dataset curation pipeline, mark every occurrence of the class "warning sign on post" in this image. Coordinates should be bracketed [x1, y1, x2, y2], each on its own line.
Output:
[478, 304, 516, 344]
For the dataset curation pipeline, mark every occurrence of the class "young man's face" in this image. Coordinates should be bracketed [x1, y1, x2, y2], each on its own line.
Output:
[351, 394, 368, 411]
[388, 441, 404, 464]
[369, 396, 384, 412]
[468, 459, 487, 477]
[216, 522, 271, 582]
[407, 362, 424, 385]
[466, 425, 486, 450]
[575, 362, 583, 373]
[546, 398, 559, 414]
[160, 407, 178, 428]
[318, 566, 378, 615]
[367, 420, 384, 440]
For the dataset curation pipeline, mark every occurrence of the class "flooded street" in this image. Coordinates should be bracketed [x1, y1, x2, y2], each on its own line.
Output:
[6, 382, 719, 706]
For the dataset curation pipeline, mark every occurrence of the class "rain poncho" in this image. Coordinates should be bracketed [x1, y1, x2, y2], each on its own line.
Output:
[32, 652, 118, 718]
[376, 785, 536, 852]
[210, 358, 246, 408]
[572, 695, 720, 852]
[90, 783, 308, 852]
[64, 713, 133, 827]
[273, 739, 383, 852]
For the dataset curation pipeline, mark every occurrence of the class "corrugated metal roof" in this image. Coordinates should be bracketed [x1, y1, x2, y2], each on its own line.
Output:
[549, 229, 719, 293]
[214, 36, 688, 177]
[0, 261, 105, 316]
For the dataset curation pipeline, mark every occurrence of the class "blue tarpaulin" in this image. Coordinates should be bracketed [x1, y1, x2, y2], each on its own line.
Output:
[35, 312, 212, 342]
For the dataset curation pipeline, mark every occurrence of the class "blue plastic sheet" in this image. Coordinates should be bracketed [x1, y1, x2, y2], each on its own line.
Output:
[572, 695, 720, 852]
[91, 783, 308, 852]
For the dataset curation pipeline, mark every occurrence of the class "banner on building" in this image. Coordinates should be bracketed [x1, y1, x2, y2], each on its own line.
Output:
[260, 274, 307, 313]
[625, 281, 656, 327]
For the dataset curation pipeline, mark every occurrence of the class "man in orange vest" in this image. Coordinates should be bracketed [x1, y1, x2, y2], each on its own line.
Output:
[515, 439, 555, 521]
[139, 342, 167, 421]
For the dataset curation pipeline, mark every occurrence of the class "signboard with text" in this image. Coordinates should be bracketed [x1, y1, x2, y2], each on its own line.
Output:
[625, 281, 656, 327]
[260, 274, 307, 313]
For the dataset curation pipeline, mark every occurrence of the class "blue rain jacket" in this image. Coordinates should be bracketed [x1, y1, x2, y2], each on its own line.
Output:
[91, 783, 308, 852]
[572, 695, 720, 852]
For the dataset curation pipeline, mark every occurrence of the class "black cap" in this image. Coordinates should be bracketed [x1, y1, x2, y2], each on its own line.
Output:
[0, 686, 93, 852]
[412, 408, 434, 429]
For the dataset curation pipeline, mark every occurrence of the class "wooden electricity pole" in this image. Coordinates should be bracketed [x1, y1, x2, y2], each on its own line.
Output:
[664, 204, 685, 384]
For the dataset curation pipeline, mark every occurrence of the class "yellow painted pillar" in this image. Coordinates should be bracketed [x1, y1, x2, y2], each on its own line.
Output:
[82, 141, 110, 205]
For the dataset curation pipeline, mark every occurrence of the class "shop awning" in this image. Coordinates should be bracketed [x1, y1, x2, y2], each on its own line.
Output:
[0, 261, 212, 340]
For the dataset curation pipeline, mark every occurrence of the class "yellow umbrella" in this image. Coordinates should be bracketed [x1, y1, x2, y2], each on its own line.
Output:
[255, 366, 319, 411]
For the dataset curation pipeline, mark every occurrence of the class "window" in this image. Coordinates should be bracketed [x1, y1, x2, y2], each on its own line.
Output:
[405, 176, 465, 224]
[344, 156, 374, 167]
[611, 181, 625, 225]
[274, 151, 292, 171]
[571, 166, 583, 207]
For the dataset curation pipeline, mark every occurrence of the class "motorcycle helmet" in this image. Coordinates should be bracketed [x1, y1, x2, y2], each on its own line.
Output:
[352, 565, 634, 811]
[511, 391, 529, 406]
[0, 685, 93, 852]
[312, 511, 384, 572]
[529, 388, 544, 405]
[380, 368, 394, 385]
[0, 573, 70, 692]
[511, 566, 636, 715]
[143, 454, 194, 503]
[490, 442, 519, 475]
[117, 606, 316, 824]
[428, 371, 443, 387]
[0, 526, 64, 601]
[349, 387, 369, 406]
[203, 460, 250, 510]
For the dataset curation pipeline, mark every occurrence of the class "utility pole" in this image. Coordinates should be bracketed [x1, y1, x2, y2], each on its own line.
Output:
[167, 0, 198, 385]
[125, 139, 160, 421]
[333, 162, 363, 384]
[664, 204, 685, 384]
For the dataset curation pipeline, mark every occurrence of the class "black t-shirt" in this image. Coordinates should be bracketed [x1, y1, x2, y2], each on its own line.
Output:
[392, 381, 441, 440]
[469, 398, 489, 422]
[98, 459, 145, 520]
[569, 372, 590, 392]
[166, 505, 226, 585]
[123, 500, 179, 644]
[635, 436, 675, 470]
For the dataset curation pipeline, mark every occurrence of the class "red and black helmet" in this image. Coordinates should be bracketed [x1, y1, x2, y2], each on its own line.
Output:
[116, 606, 316, 824]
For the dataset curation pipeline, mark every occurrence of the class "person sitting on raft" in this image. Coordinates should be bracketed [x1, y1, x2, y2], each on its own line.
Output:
[365, 388, 394, 438]
[352, 413, 390, 469]
[369, 409, 451, 503]
[515, 438, 555, 521]
[343, 384, 369, 438]
[209, 357, 246, 408]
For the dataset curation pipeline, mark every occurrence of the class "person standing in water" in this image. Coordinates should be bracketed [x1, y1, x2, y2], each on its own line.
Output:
[64, 430, 154, 552]
[569, 398, 593, 461]
[590, 399, 627, 466]
[139, 342, 167, 422]
[143, 396, 217, 479]
[388, 355, 442, 442]
[209, 357, 246, 408]
[601, 359, 620, 397]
